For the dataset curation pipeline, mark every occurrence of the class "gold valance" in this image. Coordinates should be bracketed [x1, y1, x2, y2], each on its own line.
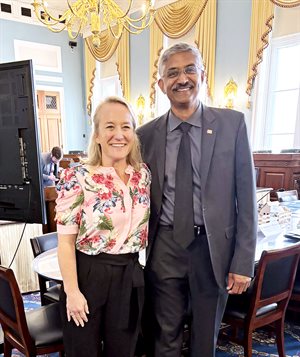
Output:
[246, 0, 274, 97]
[85, 29, 122, 62]
[270, 0, 300, 7]
[154, 0, 209, 38]
[149, 0, 215, 107]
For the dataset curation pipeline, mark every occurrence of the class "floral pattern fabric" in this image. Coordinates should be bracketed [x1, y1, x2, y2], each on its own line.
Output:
[55, 164, 151, 255]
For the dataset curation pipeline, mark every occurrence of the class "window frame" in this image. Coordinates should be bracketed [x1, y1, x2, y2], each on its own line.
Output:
[251, 32, 300, 152]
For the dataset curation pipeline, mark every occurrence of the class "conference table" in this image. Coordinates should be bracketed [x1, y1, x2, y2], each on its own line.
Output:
[32, 231, 300, 282]
[32, 198, 300, 281]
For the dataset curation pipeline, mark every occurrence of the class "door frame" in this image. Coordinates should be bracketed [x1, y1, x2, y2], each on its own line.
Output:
[35, 85, 66, 152]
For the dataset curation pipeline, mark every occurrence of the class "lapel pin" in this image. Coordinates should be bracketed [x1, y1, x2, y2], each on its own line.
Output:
[207, 129, 213, 134]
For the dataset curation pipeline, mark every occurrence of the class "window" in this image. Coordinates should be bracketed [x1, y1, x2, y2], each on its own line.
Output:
[91, 61, 122, 118]
[251, 33, 300, 152]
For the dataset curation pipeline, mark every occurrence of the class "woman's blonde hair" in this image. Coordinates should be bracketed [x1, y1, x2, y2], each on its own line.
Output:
[85, 96, 142, 170]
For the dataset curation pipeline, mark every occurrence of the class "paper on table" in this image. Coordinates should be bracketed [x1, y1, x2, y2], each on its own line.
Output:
[259, 220, 282, 237]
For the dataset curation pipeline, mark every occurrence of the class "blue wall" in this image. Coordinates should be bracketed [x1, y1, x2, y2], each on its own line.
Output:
[1, 0, 254, 148]
[0, 18, 88, 152]
[130, 27, 150, 104]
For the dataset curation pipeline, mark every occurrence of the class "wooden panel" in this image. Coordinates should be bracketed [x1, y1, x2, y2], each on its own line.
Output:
[47, 115, 61, 149]
[37, 90, 63, 152]
[253, 153, 300, 200]
[42, 186, 58, 234]
[264, 172, 285, 190]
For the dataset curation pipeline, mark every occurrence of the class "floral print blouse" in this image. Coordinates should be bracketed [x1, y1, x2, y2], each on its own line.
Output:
[55, 164, 151, 255]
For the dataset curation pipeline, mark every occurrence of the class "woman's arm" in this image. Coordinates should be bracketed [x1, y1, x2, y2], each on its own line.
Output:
[58, 233, 89, 327]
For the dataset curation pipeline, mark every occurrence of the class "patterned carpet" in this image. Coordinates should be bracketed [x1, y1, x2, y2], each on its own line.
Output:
[1, 292, 300, 357]
[216, 321, 300, 356]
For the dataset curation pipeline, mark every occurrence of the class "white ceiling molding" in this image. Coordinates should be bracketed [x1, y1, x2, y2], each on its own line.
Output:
[0, 0, 178, 25]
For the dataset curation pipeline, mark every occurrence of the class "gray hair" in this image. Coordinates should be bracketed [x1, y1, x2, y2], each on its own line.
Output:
[158, 42, 204, 77]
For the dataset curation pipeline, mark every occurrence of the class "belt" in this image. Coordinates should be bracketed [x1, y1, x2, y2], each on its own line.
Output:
[194, 225, 206, 235]
[159, 224, 206, 236]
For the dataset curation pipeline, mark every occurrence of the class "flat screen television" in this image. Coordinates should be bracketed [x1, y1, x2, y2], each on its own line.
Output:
[0, 59, 46, 224]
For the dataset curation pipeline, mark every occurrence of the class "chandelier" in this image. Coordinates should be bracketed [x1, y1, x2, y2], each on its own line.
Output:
[32, 0, 156, 48]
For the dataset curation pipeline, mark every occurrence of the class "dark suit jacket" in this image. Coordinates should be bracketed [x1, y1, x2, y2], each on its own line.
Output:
[137, 105, 257, 288]
[41, 152, 58, 187]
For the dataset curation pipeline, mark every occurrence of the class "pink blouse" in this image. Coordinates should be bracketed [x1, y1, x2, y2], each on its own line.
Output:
[55, 164, 151, 255]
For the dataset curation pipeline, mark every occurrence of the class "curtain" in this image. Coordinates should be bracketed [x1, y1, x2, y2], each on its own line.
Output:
[149, 21, 164, 107]
[85, 28, 128, 112]
[195, 0, 217, 98]
[149, 0, 216, 107]
[246, 0, 300, 98]
[116, 30, 130, 101]
[246, 0, 274, 98]
[0, 223, 42, 293]
[154, 0, 208, 38]
[84, 42, 96, 117]
[270, 0, 300, 7]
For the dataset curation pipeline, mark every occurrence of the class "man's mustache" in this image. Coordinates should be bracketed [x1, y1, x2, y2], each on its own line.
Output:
[173, 82, 193, 91]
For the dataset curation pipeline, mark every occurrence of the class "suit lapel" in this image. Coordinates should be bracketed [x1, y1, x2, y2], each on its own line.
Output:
[201, 105, 217, 189]
[154, 112, 168, 191]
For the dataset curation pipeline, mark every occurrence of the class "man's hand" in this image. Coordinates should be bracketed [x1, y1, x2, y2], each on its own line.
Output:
[49, 173, 56, 182]
[226, 273, 251, 294]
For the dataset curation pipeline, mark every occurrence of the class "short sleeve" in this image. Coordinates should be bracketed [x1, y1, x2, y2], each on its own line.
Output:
[55, 167, 84, 234]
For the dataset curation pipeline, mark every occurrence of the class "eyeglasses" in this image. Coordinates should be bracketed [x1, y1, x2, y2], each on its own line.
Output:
[164, 65, 200, 79]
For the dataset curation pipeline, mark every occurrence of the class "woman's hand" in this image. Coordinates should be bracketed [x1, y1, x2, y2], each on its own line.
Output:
[66, 289, 89, 327]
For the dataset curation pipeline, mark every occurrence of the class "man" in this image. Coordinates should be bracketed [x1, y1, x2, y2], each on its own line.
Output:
[137, 43, 257, 356]
[41, 146, 63, 187]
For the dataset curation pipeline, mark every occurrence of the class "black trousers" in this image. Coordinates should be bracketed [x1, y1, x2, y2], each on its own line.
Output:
[144, 225, 228, 357]
[60, 250, 144, 357]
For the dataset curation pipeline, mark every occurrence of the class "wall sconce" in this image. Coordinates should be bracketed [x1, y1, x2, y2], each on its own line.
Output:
[136, 94, 146, 126]
[224, 78, 238, 109]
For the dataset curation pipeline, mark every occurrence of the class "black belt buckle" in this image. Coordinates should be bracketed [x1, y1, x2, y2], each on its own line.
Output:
[194, 225, 205, 236]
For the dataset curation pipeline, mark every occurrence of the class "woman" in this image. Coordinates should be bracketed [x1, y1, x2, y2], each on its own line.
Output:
[55, 96, 151, 357]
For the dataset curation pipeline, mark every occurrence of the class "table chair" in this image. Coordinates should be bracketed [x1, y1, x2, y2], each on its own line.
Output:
[276, 189, 299, 202]
[30, 232, 61, 305]
[0, 326, 3, 353]
[222, 243, 300, 357]
[254, 167, 260, 186]
[0, 266, 64, 357]
[288, 262, 300, 314]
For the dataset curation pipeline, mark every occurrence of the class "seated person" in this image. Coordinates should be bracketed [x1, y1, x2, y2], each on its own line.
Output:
[41, 146, 63, 187]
